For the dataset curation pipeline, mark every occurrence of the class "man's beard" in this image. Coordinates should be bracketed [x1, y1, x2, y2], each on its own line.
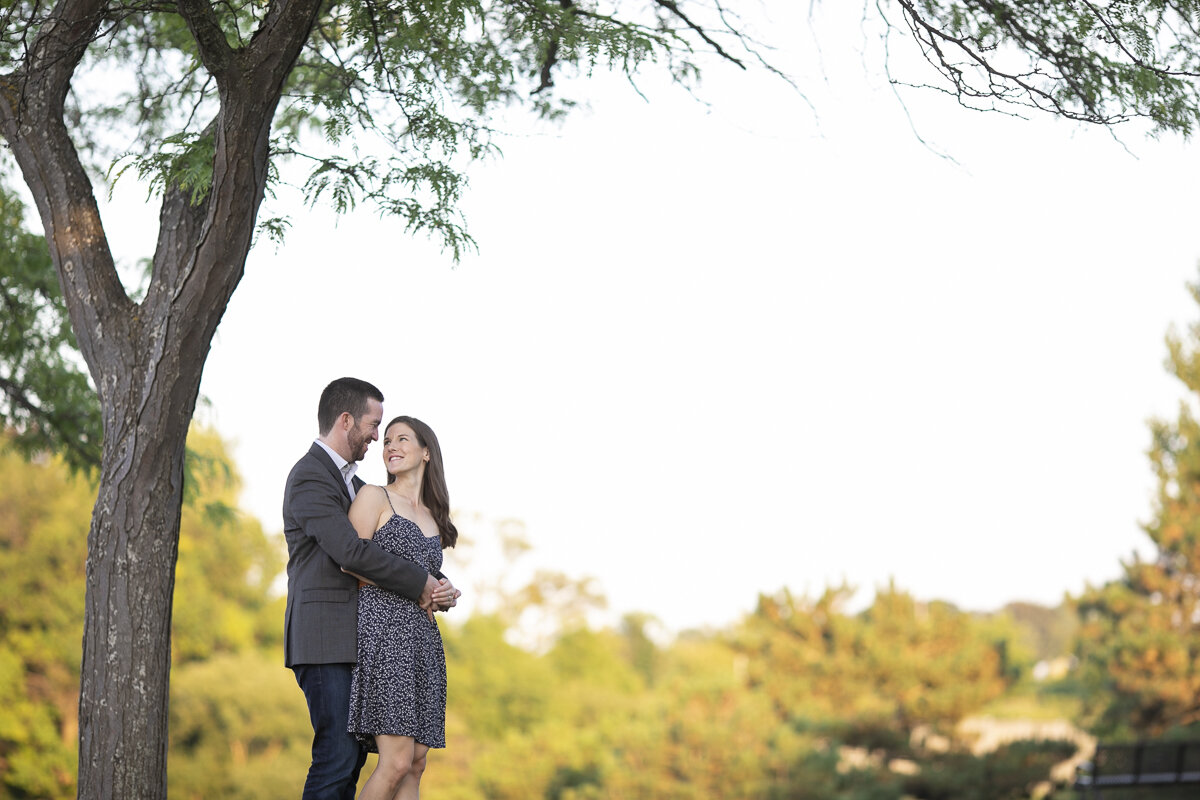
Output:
[348, 428, 369, 462]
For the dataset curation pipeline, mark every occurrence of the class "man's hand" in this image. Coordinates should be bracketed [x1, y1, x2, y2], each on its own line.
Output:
[434, 577, 460, 612]
[419, 573, 440, 622]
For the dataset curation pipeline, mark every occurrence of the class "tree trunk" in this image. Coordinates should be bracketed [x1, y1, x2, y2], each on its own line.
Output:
[76, 367, 199, 797]
[0, 0, 324, 794]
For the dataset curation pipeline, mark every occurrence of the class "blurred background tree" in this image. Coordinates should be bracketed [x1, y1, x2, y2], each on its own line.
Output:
[0, 183, 100, 474]
[0, 440, 90, 797]
[0, 428, 292, 798]
[1075, 277, 1200, 738]
[172, 429, 283, 664]
[0, 392, 1118, 799]
[732, 584, 1025, 737]
[9, 0, 1200, 791]
[10, 365, 1167, 797]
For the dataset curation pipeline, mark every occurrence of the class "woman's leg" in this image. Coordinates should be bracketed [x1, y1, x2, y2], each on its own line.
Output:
[358, 735, 414, 800]
[394, 743, 431, 800]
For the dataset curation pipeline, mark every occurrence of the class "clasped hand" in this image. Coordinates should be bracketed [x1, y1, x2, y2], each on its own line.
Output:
[420, 575, 460, 621]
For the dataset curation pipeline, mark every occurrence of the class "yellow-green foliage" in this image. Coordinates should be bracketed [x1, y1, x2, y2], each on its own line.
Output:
[168, 652, 312, 800]
[0, 444, 90, 798]
[172, 429, 284, 664]
[1, 431, 1078, 800]
[0, 429, 284, 798]
[732, 585, 1022, 734]
[1074, 277, 1200, 738]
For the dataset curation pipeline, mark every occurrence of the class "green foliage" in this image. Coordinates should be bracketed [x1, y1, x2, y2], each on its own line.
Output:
[111, 132, 218, 206]
[0, 183, 101, 473]
[0, 428, 285, 797]
[891, 0, 1200, 135]
[1074, 275, 1200, 736]
[547, 627, 643, 691]
[1001, 601, 1079, 663]
[172, 429, 285, 664]
[168, 652, 312, 800]
[733, 585, 1024, 735]
[0, 432, 1085, 799]
[0, 440, 89, 798]
[619, 612, 661, 685]
[900, 739, 1077, 800]
[1, 0, 742, 261]
[419, 584, 1064, 799]
[443, 614, 555, 739]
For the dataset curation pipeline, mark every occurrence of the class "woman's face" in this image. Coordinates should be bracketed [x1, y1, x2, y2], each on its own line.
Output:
[382, 422, 429, 476]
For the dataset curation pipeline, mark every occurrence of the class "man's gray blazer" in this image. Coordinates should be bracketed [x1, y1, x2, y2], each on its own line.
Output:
[282, 442, 432, 667]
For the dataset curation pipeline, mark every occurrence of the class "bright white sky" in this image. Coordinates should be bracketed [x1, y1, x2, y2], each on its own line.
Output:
[100, 3, 1200, 633]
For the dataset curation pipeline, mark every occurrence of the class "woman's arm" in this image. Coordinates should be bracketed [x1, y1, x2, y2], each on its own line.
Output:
[349, 485, 388, 540]
[344, 486, 389, 584]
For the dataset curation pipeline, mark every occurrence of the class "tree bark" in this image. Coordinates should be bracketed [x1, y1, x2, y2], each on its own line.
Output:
[0, 0, 323, 794]
[76, 376, 194, 797]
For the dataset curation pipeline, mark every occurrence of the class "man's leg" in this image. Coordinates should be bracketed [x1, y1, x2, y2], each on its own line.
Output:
[293, 664, 367, 800]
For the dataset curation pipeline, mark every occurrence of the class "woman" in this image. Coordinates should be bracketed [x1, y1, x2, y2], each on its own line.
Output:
[346, 415, 459, 800]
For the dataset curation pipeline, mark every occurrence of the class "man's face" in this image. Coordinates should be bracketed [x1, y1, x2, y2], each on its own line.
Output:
[346, 398, 384, 462]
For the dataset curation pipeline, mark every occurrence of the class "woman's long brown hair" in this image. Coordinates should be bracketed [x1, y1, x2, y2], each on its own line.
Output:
[385, 415, 458, 549]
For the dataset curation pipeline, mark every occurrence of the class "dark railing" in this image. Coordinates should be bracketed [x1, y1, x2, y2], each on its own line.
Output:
[1075, 740, 1200, 797]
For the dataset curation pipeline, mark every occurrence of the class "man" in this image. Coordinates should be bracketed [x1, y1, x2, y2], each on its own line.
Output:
[283, 377, 458, 800]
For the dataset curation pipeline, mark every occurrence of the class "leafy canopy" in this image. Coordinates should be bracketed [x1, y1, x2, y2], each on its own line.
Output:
[1074, 276, 1200, 737]
[2, 0, 765, 259]
[888, 0, 1200, 134]
[0, 427, 282, 797]
[0, 0, 774, 468]
[0, 183, 101, 473]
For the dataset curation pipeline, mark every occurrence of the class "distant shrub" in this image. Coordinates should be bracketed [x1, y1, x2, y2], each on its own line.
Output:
[902, 739, 1077, 800]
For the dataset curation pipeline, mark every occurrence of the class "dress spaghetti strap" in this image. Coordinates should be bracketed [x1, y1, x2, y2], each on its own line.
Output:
[383, 487, 399, 516]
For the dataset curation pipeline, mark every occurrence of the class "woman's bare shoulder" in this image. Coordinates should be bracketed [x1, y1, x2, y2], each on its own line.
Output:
[350, 484, 390, 510]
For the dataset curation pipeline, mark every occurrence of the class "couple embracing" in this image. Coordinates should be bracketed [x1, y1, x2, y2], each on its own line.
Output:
[283, 377, 460, 800]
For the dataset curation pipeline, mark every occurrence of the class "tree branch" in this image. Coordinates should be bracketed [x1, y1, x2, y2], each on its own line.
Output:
[0, 0, 133, 381]
[142, 0, 326, 361]
[652, 0, 745, 69]
[894, 0, 1096, 121]
[0, 373, 101, 469]
[174, 0, 236, 79]
[243, 0, 325, 81]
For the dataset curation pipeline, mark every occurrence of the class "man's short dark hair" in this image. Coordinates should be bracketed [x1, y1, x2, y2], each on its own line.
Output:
[318, 378, 384, 435]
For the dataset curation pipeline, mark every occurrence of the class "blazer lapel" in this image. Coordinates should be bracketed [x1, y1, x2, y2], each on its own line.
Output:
[309, 442, 353, 503]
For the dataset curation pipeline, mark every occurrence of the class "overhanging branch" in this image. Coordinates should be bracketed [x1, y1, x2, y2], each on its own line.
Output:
[653, 0, 745, 68]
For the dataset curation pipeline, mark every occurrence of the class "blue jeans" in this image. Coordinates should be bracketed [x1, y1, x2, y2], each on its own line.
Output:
[293, 663, 366, 800]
